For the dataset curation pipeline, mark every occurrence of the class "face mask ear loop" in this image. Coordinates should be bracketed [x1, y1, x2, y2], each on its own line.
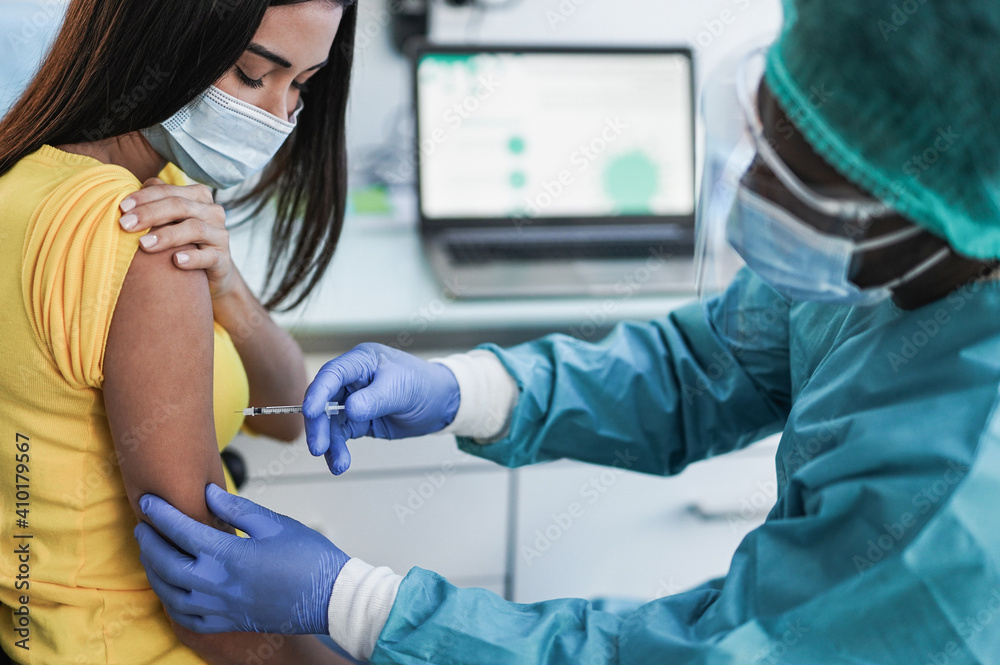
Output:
[853, 224, 926, 252]
[288, 97, 305, 124]
[841, 208, 877, 244]
[879, 246, 952, 291]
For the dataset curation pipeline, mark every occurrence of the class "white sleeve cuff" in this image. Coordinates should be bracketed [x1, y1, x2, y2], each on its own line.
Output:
[327, 558, 403, 661]
[431, 349, 519, 443]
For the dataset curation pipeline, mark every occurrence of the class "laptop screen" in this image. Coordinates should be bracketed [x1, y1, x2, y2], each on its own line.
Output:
[415, 47, 694, 227]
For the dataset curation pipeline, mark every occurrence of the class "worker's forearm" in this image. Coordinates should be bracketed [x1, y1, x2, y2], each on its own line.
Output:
[212, 273, 308, 441]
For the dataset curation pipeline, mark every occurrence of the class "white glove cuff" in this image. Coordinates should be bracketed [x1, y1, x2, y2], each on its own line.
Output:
[327, 558, 403, 660]
[431, 350, 519, 443]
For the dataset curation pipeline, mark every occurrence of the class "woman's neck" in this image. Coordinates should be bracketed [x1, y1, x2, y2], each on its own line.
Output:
[56, 131, 167, 182]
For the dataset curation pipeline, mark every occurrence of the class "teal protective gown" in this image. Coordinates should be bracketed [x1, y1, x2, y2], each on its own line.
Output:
[370, 269, 1000, 664]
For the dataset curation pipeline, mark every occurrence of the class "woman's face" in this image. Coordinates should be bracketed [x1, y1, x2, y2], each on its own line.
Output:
[214, 1, 344, 122]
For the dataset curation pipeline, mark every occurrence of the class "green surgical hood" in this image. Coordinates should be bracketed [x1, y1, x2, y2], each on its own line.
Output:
[766, 0, 1000, 259]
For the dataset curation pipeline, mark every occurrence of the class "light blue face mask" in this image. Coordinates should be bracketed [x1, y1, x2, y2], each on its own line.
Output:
[726, 187, 951, 305]
[141, 86, 303, 189]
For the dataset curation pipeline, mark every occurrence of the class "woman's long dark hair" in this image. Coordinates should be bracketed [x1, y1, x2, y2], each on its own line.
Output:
[0, 0, 357, 311]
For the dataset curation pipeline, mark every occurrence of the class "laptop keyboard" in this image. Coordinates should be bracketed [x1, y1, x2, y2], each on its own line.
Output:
[446, 239, 695, 264]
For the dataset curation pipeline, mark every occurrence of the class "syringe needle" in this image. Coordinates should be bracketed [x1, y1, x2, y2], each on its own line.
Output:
[237, 402, 345, 417]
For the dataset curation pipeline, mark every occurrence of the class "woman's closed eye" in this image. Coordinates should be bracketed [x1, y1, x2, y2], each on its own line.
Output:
[235, 67, 265, 90]
[235, 65, 310, 93]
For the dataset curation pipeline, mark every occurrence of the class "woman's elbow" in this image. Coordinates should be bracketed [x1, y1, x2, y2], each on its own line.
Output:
[275, 419, 305, 443]
[245, 416, 305, 443]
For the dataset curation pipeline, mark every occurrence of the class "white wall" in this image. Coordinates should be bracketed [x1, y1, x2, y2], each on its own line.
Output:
[0, 1, 66, 115]
[431, 0, 782, 76]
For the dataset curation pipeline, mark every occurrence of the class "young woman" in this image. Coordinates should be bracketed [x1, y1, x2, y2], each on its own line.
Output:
[0, 0, 357, 662]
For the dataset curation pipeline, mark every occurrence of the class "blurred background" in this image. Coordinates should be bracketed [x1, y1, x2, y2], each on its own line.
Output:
[0, 0, 782, 605]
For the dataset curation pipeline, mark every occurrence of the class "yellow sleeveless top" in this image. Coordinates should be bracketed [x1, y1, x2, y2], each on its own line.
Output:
[0, 146, 249, 664]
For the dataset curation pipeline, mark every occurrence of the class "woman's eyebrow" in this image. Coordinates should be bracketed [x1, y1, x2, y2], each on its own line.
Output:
[247, 42, 328, 71]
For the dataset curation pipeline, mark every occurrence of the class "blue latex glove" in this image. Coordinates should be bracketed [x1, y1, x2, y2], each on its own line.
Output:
[133, 483, 349, 635]
[304, 343, 461, 475]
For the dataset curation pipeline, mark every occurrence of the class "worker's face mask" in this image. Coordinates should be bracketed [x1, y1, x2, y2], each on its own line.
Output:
[695, 47, 949, 308]
[141, 86, 303, 190]
[726, 187, 945, 305]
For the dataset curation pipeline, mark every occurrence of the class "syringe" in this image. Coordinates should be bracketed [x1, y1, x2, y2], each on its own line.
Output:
[237, 403, 345, 417]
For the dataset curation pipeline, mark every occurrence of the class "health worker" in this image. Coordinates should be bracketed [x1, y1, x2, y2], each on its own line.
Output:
[134, 1, 1000, 663]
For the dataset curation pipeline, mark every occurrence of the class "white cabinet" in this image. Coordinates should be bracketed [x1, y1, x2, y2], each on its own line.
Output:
[511, 438, 778, 604]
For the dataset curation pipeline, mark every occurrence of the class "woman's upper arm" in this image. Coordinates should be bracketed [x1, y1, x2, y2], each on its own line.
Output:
[103, 242, 227, 527]
[23, 175, 328, 662]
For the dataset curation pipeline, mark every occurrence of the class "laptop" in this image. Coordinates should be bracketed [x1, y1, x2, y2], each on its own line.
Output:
[414, 45, 697, 299]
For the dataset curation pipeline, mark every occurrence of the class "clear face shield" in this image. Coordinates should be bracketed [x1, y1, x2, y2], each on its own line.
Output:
[693, 48, 759, 308]
[694, 47, 950, 329]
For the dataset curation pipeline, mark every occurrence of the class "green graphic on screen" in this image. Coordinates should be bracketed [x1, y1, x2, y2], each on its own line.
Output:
[422, 54, 479, 71]
[603, 150, 660, 214]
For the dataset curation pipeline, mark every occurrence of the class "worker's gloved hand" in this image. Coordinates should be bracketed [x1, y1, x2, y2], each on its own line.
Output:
[134, 484, 349, 635]
[304, 343, 461, 475]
